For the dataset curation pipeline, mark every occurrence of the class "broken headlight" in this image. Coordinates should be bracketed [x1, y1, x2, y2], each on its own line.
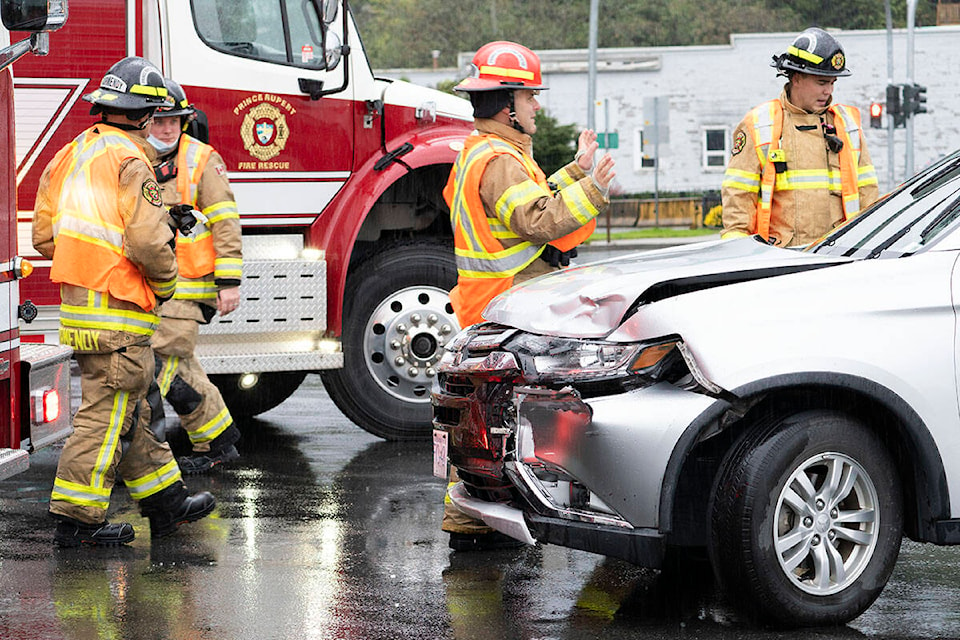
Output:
[505, 332, 683, 383]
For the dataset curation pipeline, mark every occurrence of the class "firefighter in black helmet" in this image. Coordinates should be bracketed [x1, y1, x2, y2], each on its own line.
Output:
[33, 56, 216, 547]
[772, 27, 851, 78]
[720, 28, 878, 248]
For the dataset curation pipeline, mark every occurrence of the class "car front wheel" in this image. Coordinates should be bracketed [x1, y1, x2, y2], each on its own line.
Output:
[709, 410, 903, 626]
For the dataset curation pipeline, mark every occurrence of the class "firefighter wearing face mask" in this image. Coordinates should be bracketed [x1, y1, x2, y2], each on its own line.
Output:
[441, 40, 617, 551]
[721, 28, 879, 247]
[147, 78, 243, 475]
[33, 57, 215, 547]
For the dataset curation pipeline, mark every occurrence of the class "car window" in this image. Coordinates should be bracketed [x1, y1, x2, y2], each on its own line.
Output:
[809, 151, 960, 259]
[192, 0, 325, 69]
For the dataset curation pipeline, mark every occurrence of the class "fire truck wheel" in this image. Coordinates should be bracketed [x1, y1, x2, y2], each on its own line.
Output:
[210, 371, 308, 419]
[321, 240, 458, 440]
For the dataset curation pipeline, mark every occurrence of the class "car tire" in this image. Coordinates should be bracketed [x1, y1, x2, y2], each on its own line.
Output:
[321, 240, 458, 441]
[709, 410, 903, 627]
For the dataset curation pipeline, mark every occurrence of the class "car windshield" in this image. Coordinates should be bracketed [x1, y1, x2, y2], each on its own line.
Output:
[808, 149, 960, 259]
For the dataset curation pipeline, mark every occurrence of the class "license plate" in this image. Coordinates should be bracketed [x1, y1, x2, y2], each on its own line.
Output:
[432, 429, 448, 479]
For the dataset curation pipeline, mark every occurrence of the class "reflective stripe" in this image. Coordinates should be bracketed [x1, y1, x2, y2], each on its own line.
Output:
[60, 302, 159, 335]
[558, 181, 599, 225]
[496, 181, 549, 228]
[188, 406, 233, 444]
[51, 477, 112, 509]
[455, 240, 542, 278]
[92, 390, 128, 488]
[788, 45, 823, 64]
[203, 200, 239, 223]
[478, 65, 534, 81]
[722, 168, 761, 193]
[173, 280, 219, 301]
[157, 356, 180, 395]
[214, 257, 242, 280]
[125, 459, 182, 500]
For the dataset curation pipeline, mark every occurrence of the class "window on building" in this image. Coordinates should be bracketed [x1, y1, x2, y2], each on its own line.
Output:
[703, 127, 729, 169]
[633, 128, 656, 171]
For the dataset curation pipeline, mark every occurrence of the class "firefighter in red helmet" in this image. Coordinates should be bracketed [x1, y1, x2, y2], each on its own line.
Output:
[441, 41, 616, 551]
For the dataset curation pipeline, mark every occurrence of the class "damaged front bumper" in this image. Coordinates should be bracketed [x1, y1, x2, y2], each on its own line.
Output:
[434, 326, 724, 565]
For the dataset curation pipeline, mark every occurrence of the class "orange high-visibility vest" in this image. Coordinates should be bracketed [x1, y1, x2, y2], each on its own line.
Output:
[751, 100, 863, 240]
[172, 135, 216, 278]
[443, 134, 595, 326]
[46, 125, 160, 311]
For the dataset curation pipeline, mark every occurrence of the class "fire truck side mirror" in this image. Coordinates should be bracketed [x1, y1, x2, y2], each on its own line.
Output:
[319, 0, 339, 24]
[1, 0, 68, 33]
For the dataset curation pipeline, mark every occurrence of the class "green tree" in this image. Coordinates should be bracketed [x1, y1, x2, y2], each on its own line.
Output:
[533, 110, 578, 178]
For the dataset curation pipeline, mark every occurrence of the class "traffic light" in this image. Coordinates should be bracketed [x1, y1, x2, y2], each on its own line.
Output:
[902, 83, 928, 117]
[886, 84, 904, 128]
[913, 84, 927, 115]
[869, 102, 883, 129]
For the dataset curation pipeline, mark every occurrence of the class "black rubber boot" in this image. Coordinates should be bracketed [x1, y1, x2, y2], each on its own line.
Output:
[53, 517, 135, 548]
[178, 444, 239, 475]
[139, 483, 216, 538]
[179, 425, 241, 475]
[448, 531, 526, 552]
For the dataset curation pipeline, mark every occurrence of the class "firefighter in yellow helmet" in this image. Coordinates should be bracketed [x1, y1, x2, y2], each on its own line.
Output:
[441, 41, 616, 551]
[33, 56, 215, 547]
[147, 78, 243, 474]
[721, 28, 879, 247]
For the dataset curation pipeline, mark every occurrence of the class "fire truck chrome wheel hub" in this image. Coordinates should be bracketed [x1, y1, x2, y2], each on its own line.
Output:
[362, 285, 459, 402]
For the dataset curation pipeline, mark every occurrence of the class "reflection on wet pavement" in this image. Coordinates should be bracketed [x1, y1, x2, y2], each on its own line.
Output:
[0, 376, 958, 639]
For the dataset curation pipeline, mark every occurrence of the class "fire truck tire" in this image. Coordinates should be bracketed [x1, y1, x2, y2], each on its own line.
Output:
[321, 240, 458, 440]
[210, 371, 308, 419]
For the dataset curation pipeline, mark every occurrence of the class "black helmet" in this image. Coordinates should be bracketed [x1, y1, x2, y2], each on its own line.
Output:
[82, 56, 168, 113]
[772, 28, 851, 78]
[156, 79, 196, 119]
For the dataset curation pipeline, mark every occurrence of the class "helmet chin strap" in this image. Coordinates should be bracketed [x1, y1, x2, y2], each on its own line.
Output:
[507, 92, 531, 135]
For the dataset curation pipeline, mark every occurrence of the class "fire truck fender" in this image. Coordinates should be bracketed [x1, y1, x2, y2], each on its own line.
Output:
[309, 126, 467, 334]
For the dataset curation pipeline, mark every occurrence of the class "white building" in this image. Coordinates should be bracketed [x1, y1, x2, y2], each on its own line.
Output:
[379, 26, 960, 196]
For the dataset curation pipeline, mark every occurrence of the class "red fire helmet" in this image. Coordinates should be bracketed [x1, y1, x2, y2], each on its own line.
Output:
[455, 41, 548, 92]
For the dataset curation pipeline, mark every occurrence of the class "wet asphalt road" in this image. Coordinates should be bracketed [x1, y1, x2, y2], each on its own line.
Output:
[3, 242, 960, 639]
[3, 375, 960, 639]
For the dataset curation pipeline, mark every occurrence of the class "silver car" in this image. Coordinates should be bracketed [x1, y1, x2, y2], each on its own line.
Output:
[432, 149, 960, 627]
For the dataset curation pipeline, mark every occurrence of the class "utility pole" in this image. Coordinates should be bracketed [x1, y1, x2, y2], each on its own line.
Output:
[884, 0, 895, 188]
[905, 0, 917, 176]
[587, 0, 598, 130]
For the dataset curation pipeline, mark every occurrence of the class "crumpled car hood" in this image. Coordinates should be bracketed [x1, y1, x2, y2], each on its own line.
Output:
[482, 236, 852, 338]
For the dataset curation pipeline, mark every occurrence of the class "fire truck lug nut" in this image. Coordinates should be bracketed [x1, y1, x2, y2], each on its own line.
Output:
[426, 368, 436, 377]
[410, 313, 421, 324]
[395, 356, 405, 366]
[440, 324, 452, 335]
[427, 314, 438, 325]
[390, 340, 401, 350]
[407, 367, 419, 377]
[396, 323, 407, 333]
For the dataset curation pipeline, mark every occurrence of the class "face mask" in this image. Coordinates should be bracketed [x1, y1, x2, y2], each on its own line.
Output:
[147, 134, 178, 154]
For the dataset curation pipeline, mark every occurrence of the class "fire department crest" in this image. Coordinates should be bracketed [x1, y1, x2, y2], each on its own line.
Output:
[141, 179, 163, 206]
[831, 52, 845, 71]
[732, 130, 746, 156]
[241, 103, 289, 161]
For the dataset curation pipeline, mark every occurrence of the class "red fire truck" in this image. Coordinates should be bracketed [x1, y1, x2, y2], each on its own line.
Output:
[1, 2, 74, 480]
[15, 0, 473, 440]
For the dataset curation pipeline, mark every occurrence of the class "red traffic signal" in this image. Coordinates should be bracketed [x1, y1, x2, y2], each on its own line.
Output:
[869, 102, 884, 129]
